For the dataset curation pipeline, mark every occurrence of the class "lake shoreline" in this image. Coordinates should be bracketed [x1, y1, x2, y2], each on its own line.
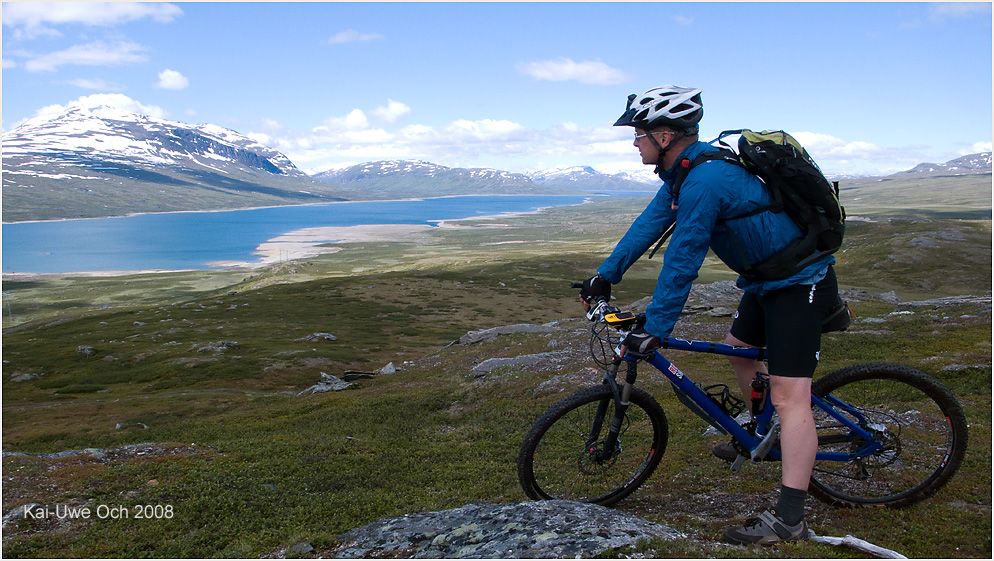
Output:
[0, 191, 603, 226]
[1, 196, 603, 279]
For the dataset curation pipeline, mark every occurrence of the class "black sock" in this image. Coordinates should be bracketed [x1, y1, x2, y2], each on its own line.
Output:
[774, 484, 807, 525]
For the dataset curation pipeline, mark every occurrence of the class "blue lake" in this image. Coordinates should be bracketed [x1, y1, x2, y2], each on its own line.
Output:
[2, 194, 650, 274]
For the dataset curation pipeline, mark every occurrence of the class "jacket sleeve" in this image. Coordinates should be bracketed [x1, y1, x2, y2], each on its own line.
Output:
[641, 174, 721, 338]
[597, 188, 675, 284]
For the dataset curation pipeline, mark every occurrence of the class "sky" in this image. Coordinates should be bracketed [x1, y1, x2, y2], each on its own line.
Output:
[2, 1, 992, 177]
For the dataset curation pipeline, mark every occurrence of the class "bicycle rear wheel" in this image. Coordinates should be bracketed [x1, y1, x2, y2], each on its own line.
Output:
[810, 363, 968, 508]
[517, 384, 667, 506]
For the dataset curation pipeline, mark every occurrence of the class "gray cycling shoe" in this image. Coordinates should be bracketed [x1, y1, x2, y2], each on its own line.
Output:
[722, 508, 808, 546]
[712, 441, 780, 462]
[712, 441, 739, 461]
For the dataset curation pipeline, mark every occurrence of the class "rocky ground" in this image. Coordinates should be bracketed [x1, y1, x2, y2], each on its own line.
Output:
[4, 281, 989, 558]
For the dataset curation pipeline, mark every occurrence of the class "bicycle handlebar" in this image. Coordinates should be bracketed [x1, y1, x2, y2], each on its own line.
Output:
[571, 280, 635, 326]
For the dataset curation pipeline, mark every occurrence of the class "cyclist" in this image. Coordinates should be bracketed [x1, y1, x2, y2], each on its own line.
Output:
[579, 85, 839, 546]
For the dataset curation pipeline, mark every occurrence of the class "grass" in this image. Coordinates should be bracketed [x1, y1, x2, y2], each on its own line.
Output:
[2, 195, 991, 558]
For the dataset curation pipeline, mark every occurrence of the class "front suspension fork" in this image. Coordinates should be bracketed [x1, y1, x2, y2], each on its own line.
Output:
[587, 356, 638, 462]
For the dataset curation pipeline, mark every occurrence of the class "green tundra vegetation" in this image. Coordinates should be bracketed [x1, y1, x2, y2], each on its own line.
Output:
[2, 192, 991, 558]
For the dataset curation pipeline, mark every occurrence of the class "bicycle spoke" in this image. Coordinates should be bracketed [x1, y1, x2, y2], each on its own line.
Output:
[810, 364, 967, 507]
[518, 385, 666, 505]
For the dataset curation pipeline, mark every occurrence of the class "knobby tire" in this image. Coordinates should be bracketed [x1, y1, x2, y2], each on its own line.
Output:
[809, 363, 968, 508]
[517, 384, 667, 506]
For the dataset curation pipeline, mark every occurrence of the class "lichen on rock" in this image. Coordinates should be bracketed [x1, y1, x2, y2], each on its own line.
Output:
[333, 500, 683, 558]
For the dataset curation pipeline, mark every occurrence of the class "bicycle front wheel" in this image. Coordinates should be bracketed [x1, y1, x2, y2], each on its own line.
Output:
[517, 384, 667, 506]
[810, 363, 968, 508]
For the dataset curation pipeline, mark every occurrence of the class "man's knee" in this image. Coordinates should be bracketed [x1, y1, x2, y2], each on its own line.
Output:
[769, 377, 812, 414]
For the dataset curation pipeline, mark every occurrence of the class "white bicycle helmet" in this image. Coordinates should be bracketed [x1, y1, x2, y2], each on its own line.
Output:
[614, 85, 703, 132]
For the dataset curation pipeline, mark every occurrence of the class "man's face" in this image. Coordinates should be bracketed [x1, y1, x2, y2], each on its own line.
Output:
[633, 128, 670, 165]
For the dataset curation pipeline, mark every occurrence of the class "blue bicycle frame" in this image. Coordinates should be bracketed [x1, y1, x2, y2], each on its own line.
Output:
[628, 337, 884, 464]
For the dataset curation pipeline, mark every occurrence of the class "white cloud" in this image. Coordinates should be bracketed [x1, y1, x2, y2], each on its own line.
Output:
[789, 131, 949, 175]
[72, 94, 168, 118]
[516, 57, 632, 86]
[671, 15, 694, 26]
[444, 119, 527, 141]
[371, 99, 411, 123]
[965, 141, 992, 154]
[250, 107, 638, 172]
[901, 3, 990, 29]
[23, 40, 146, 72]
[20, 94, 168, 126]
[5, 25, 62, 41]
[792, 132, 884, 159]
[155, 69, 189, 90]
[929, 2, 992, 19]
[65, 77, 122, 90]
[326, 29, 385, 45]
[2, 2, 181, 28]
[250, 109, 961, 177]
[320, 109, 371, 131]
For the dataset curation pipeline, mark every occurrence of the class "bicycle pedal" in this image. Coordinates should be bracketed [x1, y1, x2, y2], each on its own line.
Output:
[751, 423, 780, 462]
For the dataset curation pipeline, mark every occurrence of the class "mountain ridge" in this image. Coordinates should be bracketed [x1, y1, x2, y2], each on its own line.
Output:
[894, 152, 993, 177]
[312, 160, 656, 197]
[2, 104, 990, 222]
[1, 104, 361, 222]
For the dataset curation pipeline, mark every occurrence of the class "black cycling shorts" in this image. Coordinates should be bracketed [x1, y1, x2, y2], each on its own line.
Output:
[730, 267, 839, 378]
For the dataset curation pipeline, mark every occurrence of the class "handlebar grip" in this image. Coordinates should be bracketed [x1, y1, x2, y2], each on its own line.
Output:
[570, 282, 583, 289]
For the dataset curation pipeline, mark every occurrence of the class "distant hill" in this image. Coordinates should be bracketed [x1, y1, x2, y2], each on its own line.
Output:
[1, 105, 360, 222]
[312, 161, 655, 198]
[525, 165, 658, 191]
[2, 102, 988, 222]
[892, 152, 992, 178]
[312, 160, 552, 198]
[839, 152, 991, 219]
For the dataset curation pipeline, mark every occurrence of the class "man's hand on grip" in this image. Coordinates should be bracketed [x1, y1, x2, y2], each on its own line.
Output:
[579, 274, 611, 304]
[619, 329, 660, 357]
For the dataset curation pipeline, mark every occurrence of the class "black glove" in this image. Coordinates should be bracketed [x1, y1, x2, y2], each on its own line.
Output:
[621, 329, 660, 356]
[579, 274, 611, 304]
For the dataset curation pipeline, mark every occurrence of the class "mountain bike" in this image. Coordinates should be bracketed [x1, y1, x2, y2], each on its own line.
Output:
[517, 293, 968, 508]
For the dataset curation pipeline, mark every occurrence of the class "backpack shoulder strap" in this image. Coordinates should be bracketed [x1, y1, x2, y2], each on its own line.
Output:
[647, 149, 743, 259]
[669, 149, 741, 210]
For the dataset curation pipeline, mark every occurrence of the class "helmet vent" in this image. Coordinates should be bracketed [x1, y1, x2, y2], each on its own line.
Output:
[614, 85, 704, 130]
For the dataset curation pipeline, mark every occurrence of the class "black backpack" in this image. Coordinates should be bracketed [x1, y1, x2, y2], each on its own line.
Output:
[655, 129, 846, 282]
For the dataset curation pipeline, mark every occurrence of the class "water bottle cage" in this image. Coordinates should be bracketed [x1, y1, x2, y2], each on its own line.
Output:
[703, 383, 746, 418]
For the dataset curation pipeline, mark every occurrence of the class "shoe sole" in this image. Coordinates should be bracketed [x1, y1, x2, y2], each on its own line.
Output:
[714, 453, 780, 463]
[722, 510, 807, 546]
[723, 532, 807, 546]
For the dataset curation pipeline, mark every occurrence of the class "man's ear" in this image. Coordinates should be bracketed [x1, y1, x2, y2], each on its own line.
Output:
[658, 129, 675, 148]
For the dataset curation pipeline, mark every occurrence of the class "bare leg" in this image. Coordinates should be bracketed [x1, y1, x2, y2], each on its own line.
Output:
[725, 332, 816, 489]
[724, 333, 767, 401]
[769, 375, 817, 490]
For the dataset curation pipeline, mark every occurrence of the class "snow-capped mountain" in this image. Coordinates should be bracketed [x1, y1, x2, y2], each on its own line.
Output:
[900, 152, 992, 177]
[5, 101, 986, 223]
[2, 104, 354, 222]
[526, 165, 658, 191]
[4, 104, 303, 177]
[313, 160, 658, 199]
[314, 160, 548, 197]
[526, 165, 601, 184]
[321, 159, 531, 183]
[608, 169, 661, 185]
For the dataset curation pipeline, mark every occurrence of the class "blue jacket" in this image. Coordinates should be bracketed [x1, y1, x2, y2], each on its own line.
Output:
[598, 141, 833, 338]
